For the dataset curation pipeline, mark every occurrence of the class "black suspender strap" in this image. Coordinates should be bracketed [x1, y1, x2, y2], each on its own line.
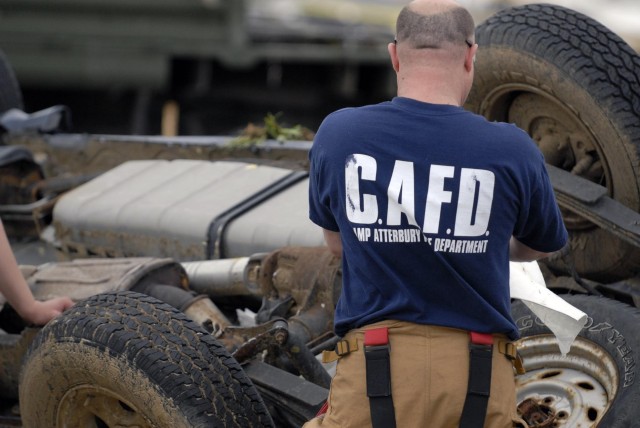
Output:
[459, 332, 494, 428]
[364, 327, 397, 428]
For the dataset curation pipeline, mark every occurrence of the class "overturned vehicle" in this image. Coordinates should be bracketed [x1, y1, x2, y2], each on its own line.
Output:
[1, 3, 640, 427]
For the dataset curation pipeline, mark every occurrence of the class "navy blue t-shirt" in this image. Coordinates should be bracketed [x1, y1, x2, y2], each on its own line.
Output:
[308, 97, 568, 340]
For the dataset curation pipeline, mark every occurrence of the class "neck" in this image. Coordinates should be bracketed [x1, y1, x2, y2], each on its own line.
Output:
[395, 65, 468, 106]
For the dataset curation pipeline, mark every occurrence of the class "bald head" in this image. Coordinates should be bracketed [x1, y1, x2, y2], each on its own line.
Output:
[395, 0, 475, 51]
[388, 0, 478, 105]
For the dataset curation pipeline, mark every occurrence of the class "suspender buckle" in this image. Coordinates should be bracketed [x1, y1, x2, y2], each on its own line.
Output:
[321, 337, 359, 363]
[499, 340, 526, 375]
[335, 338, 356, 356]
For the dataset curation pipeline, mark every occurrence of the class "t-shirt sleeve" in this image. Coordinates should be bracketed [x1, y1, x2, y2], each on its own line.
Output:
[513, 151, 568, 252]
[308, 144, 340, 232]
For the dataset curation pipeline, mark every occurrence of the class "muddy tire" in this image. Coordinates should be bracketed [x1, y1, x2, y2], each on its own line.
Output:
[466, 4, 640, 281]
[19, 291, 274, 428]
[0, 49, 23, 114]
[511, 294, 640, 427]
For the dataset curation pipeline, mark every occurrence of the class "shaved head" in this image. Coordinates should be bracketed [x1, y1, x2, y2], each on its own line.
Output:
[387, 0, 479, 105]
[396, 0, 475, 50]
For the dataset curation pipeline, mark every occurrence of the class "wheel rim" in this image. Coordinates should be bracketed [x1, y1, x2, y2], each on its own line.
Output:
[57, 385, 152, 428]
[515, 335, 618, 427]
[479, 84, 612, 230]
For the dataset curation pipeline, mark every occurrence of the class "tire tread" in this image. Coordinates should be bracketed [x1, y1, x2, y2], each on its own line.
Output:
[25, 291, 274, 427]
[476, 4, 640, 149]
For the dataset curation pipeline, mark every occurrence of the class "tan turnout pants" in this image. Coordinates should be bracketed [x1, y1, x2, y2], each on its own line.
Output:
[304, 320, 525, 428]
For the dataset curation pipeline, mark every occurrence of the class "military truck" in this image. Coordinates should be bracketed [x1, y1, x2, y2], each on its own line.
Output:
[1, 3, 640, 427]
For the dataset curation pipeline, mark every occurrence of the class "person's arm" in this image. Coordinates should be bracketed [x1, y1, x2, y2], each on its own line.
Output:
[323, 229, 342, 258]
[0, 221, 74, 325]
[509, 236, 552, 262]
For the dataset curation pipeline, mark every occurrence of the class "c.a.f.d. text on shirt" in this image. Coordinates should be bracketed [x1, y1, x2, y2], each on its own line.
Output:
[345, 153, 494, 252]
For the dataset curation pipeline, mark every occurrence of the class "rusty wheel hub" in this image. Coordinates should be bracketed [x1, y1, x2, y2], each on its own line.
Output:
[480, 87, 611, 231]
[517, 398, 557, 427]
[508, 93, 607, 230]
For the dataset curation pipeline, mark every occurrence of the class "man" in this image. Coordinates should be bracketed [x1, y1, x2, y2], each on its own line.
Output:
[305, 0, 568, 427]
[0, 220, 73, 325]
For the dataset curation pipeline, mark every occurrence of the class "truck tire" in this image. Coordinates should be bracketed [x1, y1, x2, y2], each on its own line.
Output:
[0, 49, 23, 113]
[511, 294, 640, 427]
[19, 291, 274, 428]
[466, 4, 640, 281]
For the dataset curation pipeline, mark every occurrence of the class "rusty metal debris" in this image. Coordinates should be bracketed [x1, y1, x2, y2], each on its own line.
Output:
[517, 398, 558, 427]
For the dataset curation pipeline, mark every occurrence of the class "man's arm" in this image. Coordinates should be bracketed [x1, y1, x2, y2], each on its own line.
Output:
[509, 236, 553, 262]
[323, 229, 342, 258]
[0, 221, 74, 325]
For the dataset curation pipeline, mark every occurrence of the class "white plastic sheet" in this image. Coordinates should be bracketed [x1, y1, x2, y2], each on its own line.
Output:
[510, 261, 588, 355]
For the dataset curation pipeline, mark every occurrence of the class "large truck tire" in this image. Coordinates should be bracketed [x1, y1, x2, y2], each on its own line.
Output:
[511, 294, 640, 427]
[0, 49, 23, 114]
[466, 4, 640, 281]
[19, 291, 275, 428]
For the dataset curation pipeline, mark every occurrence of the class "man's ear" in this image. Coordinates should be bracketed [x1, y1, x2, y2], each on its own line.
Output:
[388, 42, 400, 73]
[464, 43, 478, 72]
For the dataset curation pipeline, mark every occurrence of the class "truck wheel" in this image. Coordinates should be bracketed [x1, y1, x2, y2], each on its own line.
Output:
[511, 294, 640, 427]
[19, 291, 274, 428]
[0, 49, 23, 114]
[466, 4, 640, 281]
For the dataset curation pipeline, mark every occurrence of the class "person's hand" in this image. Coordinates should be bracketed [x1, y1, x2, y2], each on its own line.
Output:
[18, 297, 75, 326]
